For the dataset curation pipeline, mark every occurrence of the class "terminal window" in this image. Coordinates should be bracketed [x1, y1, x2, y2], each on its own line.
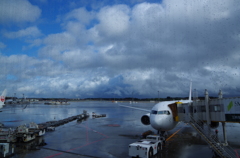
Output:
[214, 105, 221, 112]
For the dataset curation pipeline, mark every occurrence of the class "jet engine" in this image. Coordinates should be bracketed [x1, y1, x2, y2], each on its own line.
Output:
[210, 122, 219, 129]
[141, 113, 150, 125]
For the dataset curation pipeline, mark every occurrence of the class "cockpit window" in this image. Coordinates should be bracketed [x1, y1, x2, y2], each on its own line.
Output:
[151, 110, 170, 115]
[151, 110, 157, 114]
[158, 111, 170, 115]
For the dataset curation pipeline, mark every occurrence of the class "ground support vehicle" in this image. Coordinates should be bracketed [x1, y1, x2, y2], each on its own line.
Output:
[0, 143, 14, 157]
[16, 125, 36, 142]
[0, 128, 17, 142]
[129, 135, 165, 158]
[28, 122, 46, 137]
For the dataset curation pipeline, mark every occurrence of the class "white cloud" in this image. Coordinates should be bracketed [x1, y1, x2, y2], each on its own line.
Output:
[0, 42, 6, 49]
[4, 26, 42, 39]
[2, 1, 240, 98]
[0, 54, 64, 81]
[26, 38, 43, 48]
[96, 5, 130, 37]
[64, 7, 95, 25]
[0, 0, 41, 24]
[34, 0, 47, 3]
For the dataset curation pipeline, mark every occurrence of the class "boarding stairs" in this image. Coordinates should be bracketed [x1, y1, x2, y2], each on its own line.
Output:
[189, 115, 236, 158]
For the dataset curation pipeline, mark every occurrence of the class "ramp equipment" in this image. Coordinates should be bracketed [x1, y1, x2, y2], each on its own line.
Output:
[189, 115, 236, 158]
[176, 89, 240, 158]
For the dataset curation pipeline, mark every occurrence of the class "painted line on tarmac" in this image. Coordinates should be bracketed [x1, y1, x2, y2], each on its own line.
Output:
[234, 149, 240, 158]
[166, 124, 186, 141]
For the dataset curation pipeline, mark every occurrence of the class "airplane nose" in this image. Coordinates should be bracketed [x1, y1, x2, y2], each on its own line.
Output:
[150, 115, 161, 130]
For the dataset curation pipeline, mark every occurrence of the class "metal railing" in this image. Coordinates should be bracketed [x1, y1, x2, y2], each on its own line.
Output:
[188, 115, 236, 158]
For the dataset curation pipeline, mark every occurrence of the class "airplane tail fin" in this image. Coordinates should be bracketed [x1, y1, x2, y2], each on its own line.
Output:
[188, 81, 192, 101]
[0, 89, 7, 108]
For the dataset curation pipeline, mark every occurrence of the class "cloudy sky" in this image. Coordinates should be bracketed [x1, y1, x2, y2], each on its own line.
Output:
[0, 0, 240, 99]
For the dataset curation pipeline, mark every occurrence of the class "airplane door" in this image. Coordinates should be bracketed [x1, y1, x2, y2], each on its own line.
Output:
[168, 103, 178, 121]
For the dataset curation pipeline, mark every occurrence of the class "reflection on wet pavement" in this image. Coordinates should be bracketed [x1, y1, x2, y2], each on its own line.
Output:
[0, 101, 239, 157]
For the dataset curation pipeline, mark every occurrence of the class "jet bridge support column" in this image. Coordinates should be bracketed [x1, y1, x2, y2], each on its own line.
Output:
[218, 89, 228, 146]
[205, 89, 211, 136]
[222, 122, 228, 146]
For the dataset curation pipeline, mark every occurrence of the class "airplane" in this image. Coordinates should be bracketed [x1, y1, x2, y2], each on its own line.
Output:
[0, 89, 7, 126]
[119, 82, 192, 136]
[0, 89, 29, 111]
[0, 89, 7, 110]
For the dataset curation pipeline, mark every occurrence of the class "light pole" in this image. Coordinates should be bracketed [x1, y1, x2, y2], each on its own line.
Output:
[158, 91, 159, 102]
[132, 91, 134, 102]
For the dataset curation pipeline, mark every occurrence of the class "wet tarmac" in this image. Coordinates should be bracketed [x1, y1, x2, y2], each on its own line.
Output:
[1, 101, 240, 158]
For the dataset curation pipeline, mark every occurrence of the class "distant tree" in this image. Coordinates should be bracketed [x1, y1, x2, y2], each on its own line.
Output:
[166, 96, 172, 99]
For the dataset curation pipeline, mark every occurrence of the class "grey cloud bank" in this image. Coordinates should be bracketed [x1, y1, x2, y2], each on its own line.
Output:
[1, 0, 240, 98]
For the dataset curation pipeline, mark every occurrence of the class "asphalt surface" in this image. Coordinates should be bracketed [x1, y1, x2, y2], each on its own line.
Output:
[0, 101, 240, 158]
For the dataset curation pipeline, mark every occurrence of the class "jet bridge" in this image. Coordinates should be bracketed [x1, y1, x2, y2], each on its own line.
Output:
[175, 90, 240, 158]
[177, 89, 240, 125]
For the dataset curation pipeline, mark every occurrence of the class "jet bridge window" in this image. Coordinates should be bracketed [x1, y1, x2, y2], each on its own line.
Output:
[214, 105, 221, 112]
[201, 106, 206, 112]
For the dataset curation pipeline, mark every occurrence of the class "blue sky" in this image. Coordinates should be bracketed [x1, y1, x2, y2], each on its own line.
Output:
[1, 0, 240, 98]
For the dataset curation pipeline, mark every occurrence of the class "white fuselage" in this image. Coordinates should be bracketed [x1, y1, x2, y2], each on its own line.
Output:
[0, 89, 7, 109]
[150, 100, 191, 131]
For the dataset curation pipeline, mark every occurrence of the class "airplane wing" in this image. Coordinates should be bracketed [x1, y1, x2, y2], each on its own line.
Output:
[118, 104, 150, 112]
[0, 104, 29, 112]
[0, 107, 26, 112]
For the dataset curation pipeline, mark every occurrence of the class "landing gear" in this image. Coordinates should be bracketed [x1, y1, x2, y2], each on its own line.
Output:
[158, 130, 168, 137]
[161, 131, 165, 137]
[157, 130, 166, 145]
